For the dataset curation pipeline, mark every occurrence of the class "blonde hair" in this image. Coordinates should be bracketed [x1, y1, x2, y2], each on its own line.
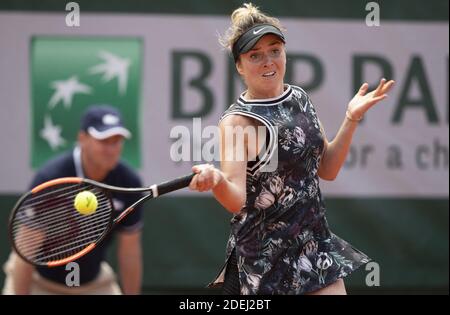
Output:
[219, 3, 285, 52]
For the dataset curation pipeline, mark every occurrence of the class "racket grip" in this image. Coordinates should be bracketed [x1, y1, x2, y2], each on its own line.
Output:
[156, 173, 195, 196]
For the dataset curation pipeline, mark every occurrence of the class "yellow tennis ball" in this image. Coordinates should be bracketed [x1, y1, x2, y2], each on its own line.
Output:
[74, 191, 98, 215]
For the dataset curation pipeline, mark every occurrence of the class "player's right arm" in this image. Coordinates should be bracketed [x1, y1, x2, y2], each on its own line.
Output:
[190, 115, 253, 213]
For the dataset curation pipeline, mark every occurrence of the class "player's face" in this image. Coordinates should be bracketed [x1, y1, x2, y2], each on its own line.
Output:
[79, 132, 124, 173]
[236, 34, 286, 99]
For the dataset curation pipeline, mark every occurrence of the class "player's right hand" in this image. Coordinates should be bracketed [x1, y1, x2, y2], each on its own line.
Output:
[189, 164, 224, 192]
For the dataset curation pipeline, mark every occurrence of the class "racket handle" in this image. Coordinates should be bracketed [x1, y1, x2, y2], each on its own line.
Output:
[156, 173, 195, 196]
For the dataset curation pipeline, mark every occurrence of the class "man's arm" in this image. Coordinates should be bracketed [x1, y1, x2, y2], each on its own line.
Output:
[11, 253, 34, 294]
[117, 230, 142, 294]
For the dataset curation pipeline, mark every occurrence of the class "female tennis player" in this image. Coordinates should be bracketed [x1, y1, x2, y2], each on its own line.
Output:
[189, 3, 394, 295]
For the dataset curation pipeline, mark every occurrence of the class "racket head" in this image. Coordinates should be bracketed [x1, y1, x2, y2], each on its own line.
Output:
[8, 177, 114, 267]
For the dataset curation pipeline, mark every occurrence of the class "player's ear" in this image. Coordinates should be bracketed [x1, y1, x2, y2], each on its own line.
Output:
[235, 59, 245, 76]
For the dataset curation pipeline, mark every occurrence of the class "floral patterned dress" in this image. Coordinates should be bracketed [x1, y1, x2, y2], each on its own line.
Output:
[210, 84, 370, 295]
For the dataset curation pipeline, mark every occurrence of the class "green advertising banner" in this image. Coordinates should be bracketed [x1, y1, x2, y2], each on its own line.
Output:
[30, 37, 142, 168]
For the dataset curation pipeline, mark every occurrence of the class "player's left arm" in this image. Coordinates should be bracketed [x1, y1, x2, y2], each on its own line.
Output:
[318, 78, 394, 180]
[117, 229, 142, 294]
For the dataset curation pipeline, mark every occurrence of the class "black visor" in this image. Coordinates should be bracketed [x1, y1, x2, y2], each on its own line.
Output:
[232, 24, 285, 61]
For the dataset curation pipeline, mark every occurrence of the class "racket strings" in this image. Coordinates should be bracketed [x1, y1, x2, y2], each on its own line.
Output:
[30, 226, 109, 262]
[14, 190, 111, 263]
[11, 183, 112, 265]
[19, 185, 98, 211]
[11, 185, 105, 233]
[15, 210, 111, 251]
[11, 198, 111, 234]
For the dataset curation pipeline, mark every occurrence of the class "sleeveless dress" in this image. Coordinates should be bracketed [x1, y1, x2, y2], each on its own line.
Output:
[211, 84, 370, 295]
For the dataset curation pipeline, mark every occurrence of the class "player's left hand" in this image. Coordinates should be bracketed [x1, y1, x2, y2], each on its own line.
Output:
[347, 78, 395, 120]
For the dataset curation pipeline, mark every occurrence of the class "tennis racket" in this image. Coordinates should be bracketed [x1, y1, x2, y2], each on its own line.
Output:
[8, 173, 194, 267]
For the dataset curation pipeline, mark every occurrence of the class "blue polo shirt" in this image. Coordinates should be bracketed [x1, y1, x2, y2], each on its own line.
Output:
[29, 147, 144, 285]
